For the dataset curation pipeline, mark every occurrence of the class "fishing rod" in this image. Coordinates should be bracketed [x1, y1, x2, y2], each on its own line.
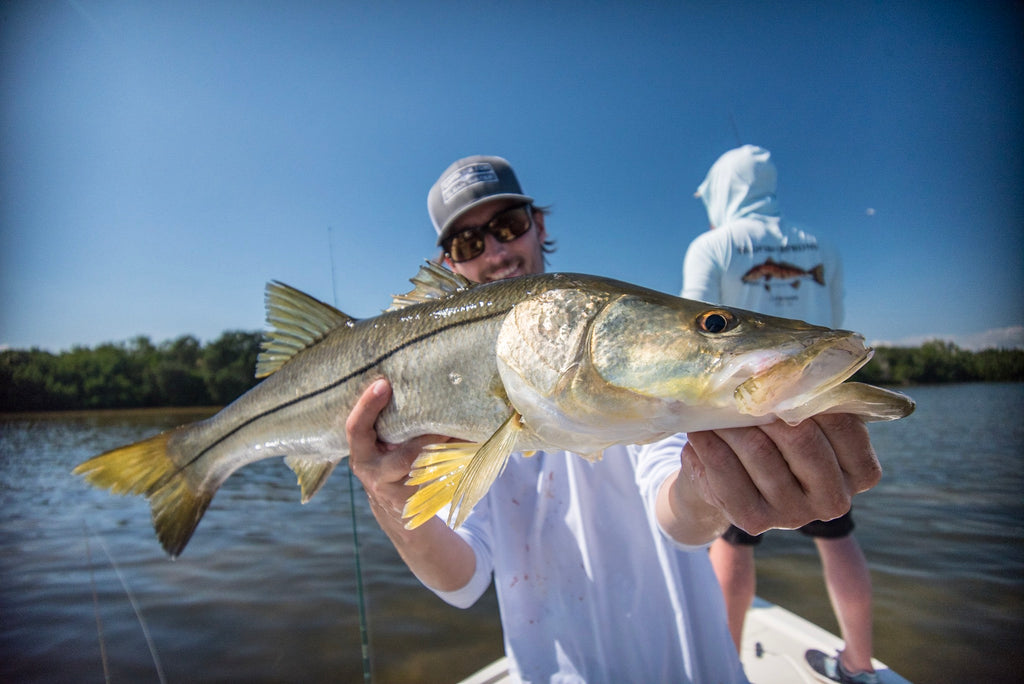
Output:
[329, 224, 374, 684]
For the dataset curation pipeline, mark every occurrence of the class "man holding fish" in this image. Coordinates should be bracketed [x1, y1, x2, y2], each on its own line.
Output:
[76, 152, 912, 681]
[345, 156, 887, 683]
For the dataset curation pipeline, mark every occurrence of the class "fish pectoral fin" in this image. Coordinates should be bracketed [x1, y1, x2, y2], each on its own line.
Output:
[256, 281, 355, 378]
[284, 457, 340, 503]
[402, 411, 525, 530]
[402, 443, 480, 529]
[776, 382, 917, 425]
[73, 429, 213, 558]
[405, 442, 479, 485]
[447, 411, 523, 529]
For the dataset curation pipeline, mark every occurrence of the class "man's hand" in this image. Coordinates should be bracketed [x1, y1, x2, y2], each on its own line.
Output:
[345, 378, 450, 528]
[659, 414, 881, 545]
[685, 414, 881, 535]
[345, 378, 474, 592]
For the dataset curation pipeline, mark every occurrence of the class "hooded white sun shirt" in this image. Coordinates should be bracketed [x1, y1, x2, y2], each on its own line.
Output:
[684, 145, 844, 328]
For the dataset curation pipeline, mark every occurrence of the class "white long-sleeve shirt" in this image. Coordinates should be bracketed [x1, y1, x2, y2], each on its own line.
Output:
[429, 436, 748, 684]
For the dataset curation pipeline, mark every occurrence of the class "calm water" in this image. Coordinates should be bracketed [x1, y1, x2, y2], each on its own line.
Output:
[1, 384, 1021, 683]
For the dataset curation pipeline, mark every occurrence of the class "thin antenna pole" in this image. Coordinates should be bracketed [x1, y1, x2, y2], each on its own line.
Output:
[729, 112, 743, 146]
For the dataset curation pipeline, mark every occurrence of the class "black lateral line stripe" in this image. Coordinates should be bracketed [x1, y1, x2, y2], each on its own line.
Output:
[177, 306, 511, 472]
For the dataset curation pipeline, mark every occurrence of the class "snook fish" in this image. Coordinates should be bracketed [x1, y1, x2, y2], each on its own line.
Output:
[74, 263, 914, 557]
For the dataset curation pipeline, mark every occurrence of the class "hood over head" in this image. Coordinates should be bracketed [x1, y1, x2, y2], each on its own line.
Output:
[695, 145, 780, 229]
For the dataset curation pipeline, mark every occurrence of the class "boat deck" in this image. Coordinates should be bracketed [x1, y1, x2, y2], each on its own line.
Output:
[458, 597, 912, 683]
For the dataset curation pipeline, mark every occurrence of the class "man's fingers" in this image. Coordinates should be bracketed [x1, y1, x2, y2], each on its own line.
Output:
[685, 429, 768, 529]
[346, 378, 391, 452]
[686, 416, 882, 535]
[809, 413, 881, 493]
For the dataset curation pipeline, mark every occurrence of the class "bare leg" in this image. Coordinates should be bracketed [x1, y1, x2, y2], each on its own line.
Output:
[816, 534, 875, 673]
[709, 536, 756, 651]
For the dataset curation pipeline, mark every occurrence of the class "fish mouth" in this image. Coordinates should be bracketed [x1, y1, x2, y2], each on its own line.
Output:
[733, 332, 872, 417]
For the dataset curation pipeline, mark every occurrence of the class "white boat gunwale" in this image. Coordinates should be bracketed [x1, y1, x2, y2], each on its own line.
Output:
[457, 596, 912, 684]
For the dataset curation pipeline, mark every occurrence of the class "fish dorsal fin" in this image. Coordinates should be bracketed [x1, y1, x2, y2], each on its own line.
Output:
[386, 261, 474, 312]
[285, 456, 340, 503]
[256, 281, 354, 378]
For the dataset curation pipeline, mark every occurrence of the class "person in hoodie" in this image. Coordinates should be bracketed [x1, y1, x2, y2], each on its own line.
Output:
[683, 145, 879, 684]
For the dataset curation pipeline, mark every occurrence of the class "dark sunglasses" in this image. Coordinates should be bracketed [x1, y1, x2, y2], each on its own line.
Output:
[444, 203, 534, 263]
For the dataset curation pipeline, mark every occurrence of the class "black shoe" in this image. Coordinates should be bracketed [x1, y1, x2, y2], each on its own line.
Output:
[805, 649, 880, 684]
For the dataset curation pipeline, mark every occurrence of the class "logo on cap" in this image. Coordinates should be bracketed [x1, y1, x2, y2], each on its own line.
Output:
[440, 162, 498, 204]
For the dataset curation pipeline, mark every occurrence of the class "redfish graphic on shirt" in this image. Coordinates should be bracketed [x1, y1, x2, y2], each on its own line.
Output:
[742, 258, 825, 290]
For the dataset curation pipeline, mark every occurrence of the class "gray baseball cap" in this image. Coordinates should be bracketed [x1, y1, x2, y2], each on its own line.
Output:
[428, 155, 533, 245]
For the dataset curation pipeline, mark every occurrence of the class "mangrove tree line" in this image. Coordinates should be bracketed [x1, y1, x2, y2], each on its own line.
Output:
[1, 336, 1022, 413]
[1, 332, 262, 412]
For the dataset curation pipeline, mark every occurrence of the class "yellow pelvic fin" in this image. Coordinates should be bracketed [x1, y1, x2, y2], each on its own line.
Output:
[256, 281, 354, 378]
[448, 411, 523, 529]
[284, 456, 339, 504]
[402, 442, 479, 530]
[385, 261, 474, 312]
[72, 429, 213, 558]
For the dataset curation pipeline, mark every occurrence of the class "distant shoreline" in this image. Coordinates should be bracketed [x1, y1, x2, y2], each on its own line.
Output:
[4, 381, 1024, 417]
[2, 335, 1022, 413]
[0, 406, 222, 419]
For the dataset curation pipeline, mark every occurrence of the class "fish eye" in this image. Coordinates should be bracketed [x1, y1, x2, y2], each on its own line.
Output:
[697, 310, 735, 334]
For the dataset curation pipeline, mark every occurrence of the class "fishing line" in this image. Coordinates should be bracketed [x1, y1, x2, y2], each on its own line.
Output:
[329, 224, 374, 683]
[83, 523, 111, 684]
[85, 522, 166, 684]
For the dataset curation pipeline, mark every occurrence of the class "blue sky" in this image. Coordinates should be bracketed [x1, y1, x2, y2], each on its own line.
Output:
[2, 1, 1022, 352]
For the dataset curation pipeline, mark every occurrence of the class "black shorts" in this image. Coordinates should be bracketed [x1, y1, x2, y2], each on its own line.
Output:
[720, 509, 856, 546]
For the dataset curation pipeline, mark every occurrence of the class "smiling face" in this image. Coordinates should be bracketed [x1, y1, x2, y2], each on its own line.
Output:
[443, 198, 548, 283]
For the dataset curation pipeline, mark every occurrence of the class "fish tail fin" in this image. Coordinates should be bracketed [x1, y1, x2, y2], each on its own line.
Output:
[73, 429, 213, 558]
[810, 264, 826, 286]
[149, 466, 214, 559]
